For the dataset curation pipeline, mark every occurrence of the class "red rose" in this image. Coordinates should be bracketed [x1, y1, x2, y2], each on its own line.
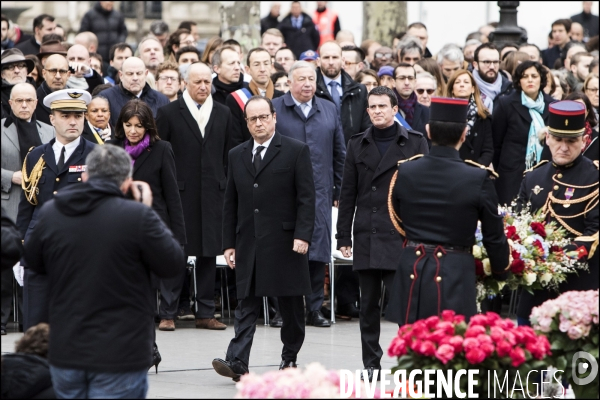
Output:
[480, 342, 495, 356]
[510, 259, 526, 275]
[466, 348, 487, 364]
[496, 340, 512, 357]
[453, 315, 466, 324]
[465, 325, 486, 338]
[477, 334, 493, 345]
[533, 240, 544, 254]
[506, 226, 520, 241]
[550, 245, 562, 254]
[388, 337, 408, 357]
[469, 314, 489, 327]
[485, 312, 501, 325]
[424, 316, 440, 330]
[498, 319, 515, 331]
[504, 331, 516, 346]
[410, 339, 422, 352]
[511, 249, 521, 260]
[437, 321, 455, 336]
[509, 347, 526, 367]
[428, 329, 447, 343]
[530, 222, 547, 238]
[448, 335, 464, 353]
[462, 337, 479, 351]
[517, 326, 537, 344]
[441, 310, 456, 322]
[435, 344, 455, 365]
[475, 259, 484, 276]
[418, 340, 437, 357]
[490, 326, 504, 343]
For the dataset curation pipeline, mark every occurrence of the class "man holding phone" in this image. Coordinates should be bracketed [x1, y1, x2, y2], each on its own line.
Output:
[65, 44, 104, 94]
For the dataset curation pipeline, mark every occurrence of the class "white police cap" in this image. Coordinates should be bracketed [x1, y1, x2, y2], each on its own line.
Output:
[43, 89, 92, 112]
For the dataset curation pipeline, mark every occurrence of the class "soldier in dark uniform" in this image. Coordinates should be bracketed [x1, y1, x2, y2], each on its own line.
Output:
[17, 88, 96, 330]
[516, 100, 599, 326]
[386, 97, 510, 326]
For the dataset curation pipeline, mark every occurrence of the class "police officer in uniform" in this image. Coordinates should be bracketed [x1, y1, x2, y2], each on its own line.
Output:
[517, 100, 599, 326]
[17, 88, 96, 330]
[386, 97, 510, 326]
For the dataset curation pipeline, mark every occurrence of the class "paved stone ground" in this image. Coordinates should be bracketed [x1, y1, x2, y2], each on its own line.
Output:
[1, 316, 400, 399]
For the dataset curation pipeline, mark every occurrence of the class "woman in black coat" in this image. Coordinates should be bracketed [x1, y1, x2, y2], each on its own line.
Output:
[446, 69, 494, 166]
[492, 61, 554, 205]
[82, 95, 114, 144]
[107, 99, 186, 332]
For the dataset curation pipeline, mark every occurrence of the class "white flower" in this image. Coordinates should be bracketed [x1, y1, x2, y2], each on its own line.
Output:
[524, 272, 537, 286]
[497, 281, 506, 291]
[540, 272, 553, 286]
[473, 245, 482, 259]
[524, 236, 534, 245]
[482, 258, 492, 276]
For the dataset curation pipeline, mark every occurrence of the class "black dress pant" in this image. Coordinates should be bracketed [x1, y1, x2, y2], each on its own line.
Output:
[23, 269, 48, 331]
[357, 269, 395, 368]
[335, 267, 360, 307]
[226, 293, 305, 367]
[153, 262, 185, 320]
[193, 256, 217, 319]
[1, 269, 22, 328]
[305, 261, 325, 312]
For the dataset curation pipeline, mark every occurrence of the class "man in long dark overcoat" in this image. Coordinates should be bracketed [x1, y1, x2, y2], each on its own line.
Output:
[272, 60, 346, 328]
[212, 96, 315, 382]
[156, 62, 232, 330]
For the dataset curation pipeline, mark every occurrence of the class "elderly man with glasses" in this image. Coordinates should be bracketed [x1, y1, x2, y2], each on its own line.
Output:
[1, 49, 36, 118]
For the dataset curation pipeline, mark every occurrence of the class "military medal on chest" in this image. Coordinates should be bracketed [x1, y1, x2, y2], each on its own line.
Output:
[564, 187, 574, 208]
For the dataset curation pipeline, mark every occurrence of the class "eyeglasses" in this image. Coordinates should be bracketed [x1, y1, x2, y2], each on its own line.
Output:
[158, 76, 178, 82]
[478, 60, 500, 66]
[415, 88, 435, 95]
[45, 68, 69, 76]
[2, 62, 27, 71]
[11, 98, 36, 105]
[395, 76, 415, 81]
[245, 114, 272, 124]
[375, 53, 393, 59]
[585, 87, 599, 93]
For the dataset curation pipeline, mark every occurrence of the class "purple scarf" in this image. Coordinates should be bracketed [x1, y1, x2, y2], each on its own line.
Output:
[396, 90, 418, 125]
[124, 133, 150, 165]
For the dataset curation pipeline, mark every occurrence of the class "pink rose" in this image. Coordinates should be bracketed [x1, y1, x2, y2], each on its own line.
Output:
[509, 347, 526, 367]
[462, 337, 479, 352]
[465, 325, 486, 338]
[453, 315, 466, 324]
[437, 321, 456, 335]
[490, 326, 504, 342]
[388, 337, 407, 357]
[435, 344, 455, 365]
[428, 329, 448, 343]
[425, 316, 440, 330]
[559, 320, 572, 333]
[441, 310, 456, 321]
[480, 342, 495, 357]
[448, 335, 464, 353]
[496, 340, 512, 357]
[465, 348, 486, 364]
[418, 340, 437, 357]
[469, 314, 489, 327]
[567, 325, 584, 340]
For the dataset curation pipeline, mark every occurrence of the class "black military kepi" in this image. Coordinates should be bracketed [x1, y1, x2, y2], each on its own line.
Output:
[429, 97, 469, 122]
[548, 100, 586, 138]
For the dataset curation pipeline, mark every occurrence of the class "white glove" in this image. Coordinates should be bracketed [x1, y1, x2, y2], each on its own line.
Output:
[13, 262, 24, 286]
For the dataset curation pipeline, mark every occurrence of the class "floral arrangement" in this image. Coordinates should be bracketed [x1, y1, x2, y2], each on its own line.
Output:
[531, 290, 599, 399]
[474, 205, 588, 308]
[235, 362, 380, 399]
[388, 310, 552, 397]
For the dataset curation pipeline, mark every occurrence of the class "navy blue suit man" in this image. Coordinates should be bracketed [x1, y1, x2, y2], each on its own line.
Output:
[17, 89, 97, 330]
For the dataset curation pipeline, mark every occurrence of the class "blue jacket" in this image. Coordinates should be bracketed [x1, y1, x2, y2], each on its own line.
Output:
[100, 83, 169, 127]
[272, 92, 346, 263]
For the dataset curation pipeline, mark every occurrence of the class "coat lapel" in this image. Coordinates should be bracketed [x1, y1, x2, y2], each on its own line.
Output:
[356, 139, 381, 173]
[178, 97, 203, 145]
[43, 141, 58, 175]
[202, 107, 217, 144]
[241, 141, 255, 176]
[3, 123, 19, 152]
[133, 146, 152, 173]
[511, 95, 533, 123]
[372, 125, 410, 180]
[255, 132, 281, 177]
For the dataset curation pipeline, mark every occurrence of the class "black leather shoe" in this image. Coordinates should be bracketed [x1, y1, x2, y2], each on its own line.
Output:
[279, 360, 298, 370]
[306, 310, 331, 327]
[336, 303, 360, 319]
[212, 358, 249, 382]
[270, 312, 283, 328]
[360, 367, 381, 381]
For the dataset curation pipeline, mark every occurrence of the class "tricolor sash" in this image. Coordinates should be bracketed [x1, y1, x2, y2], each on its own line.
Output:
[394, 112, 412, 130]
[230, 88, 254, 111]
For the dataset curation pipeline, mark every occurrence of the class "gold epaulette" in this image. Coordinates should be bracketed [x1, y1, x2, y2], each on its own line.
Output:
[397, 154, 424, 165]
[21, 149, 46, 206]
[523, 160, 549, 176]
[464, 159, 499, 178]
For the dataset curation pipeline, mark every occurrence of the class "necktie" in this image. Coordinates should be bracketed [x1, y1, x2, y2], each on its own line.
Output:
[300, 103, 310, 117]
[253, 146, 265, 172]
[329, 81, 341, 113]
[57, 146, 66, 171]
[197, 104, 201, 110]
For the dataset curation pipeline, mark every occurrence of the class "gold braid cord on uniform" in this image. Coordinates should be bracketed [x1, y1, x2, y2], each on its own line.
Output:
[388, 170, 405, 237]
[21, 151, 46, 205]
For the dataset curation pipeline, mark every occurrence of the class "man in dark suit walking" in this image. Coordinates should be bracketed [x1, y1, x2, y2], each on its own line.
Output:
[212, 96, 315, 382]
[157, 62, 233, 330]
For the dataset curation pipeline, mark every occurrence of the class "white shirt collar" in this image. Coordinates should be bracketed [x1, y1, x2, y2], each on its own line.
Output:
[52, 136, 81, 166]
[252, 133, 275, 157]
[323, 74, 342, 87]
[290, 94, 312, 108]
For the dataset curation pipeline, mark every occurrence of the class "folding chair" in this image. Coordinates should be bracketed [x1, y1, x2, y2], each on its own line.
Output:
[330, 207, 354, 324]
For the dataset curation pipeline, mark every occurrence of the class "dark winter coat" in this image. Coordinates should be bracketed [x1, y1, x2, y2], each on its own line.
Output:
[272, 92, 346, 263]
[99, 83, 170, 127]
[458, 116, 494, 166]
[79, 2, 128, 61]
[24, 178, 184, 372]
[260, 14, 280, 35]
[491, 90, 553, 205]
[156, 97, 233, 257]
[315, 68, 372, 143]
[336, 123, 429, 271]
[278, 12, 320, 59]
[15, 36, 40, 56]
[212, 74, 249, 105]
[106, 139, 186, 245]
[223, 132, 315, 298]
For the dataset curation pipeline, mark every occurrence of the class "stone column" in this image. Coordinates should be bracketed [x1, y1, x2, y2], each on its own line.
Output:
[362, 1, 407, 46]
[220, 1, 261, 55]
[489, 1, 524, 46]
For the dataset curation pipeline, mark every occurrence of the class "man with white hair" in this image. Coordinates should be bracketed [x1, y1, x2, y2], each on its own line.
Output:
[65, 44, 104, 93]
[99, 57, 169, 126]
[157, 62, 233, 331]
[272, 61, 346, 328]
[437, 44, 464, 81]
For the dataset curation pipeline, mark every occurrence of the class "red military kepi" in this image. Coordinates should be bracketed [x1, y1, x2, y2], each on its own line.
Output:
[517, 100, 599, 325]
[386, 97, 510, 325]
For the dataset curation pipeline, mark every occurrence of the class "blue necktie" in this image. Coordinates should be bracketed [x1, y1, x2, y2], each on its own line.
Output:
[329, 81, 341, 114]
[197, 104, 201, 110]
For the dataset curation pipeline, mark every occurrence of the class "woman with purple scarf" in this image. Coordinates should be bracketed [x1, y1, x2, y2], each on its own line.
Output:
[107, 99, 186, 339]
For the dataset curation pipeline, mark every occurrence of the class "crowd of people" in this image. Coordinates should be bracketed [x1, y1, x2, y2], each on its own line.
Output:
[1, 0, 599, 398]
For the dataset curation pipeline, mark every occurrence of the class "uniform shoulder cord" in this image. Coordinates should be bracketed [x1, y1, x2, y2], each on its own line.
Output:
[388, 170, 406, 237]
[21, 150, 46, 205]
